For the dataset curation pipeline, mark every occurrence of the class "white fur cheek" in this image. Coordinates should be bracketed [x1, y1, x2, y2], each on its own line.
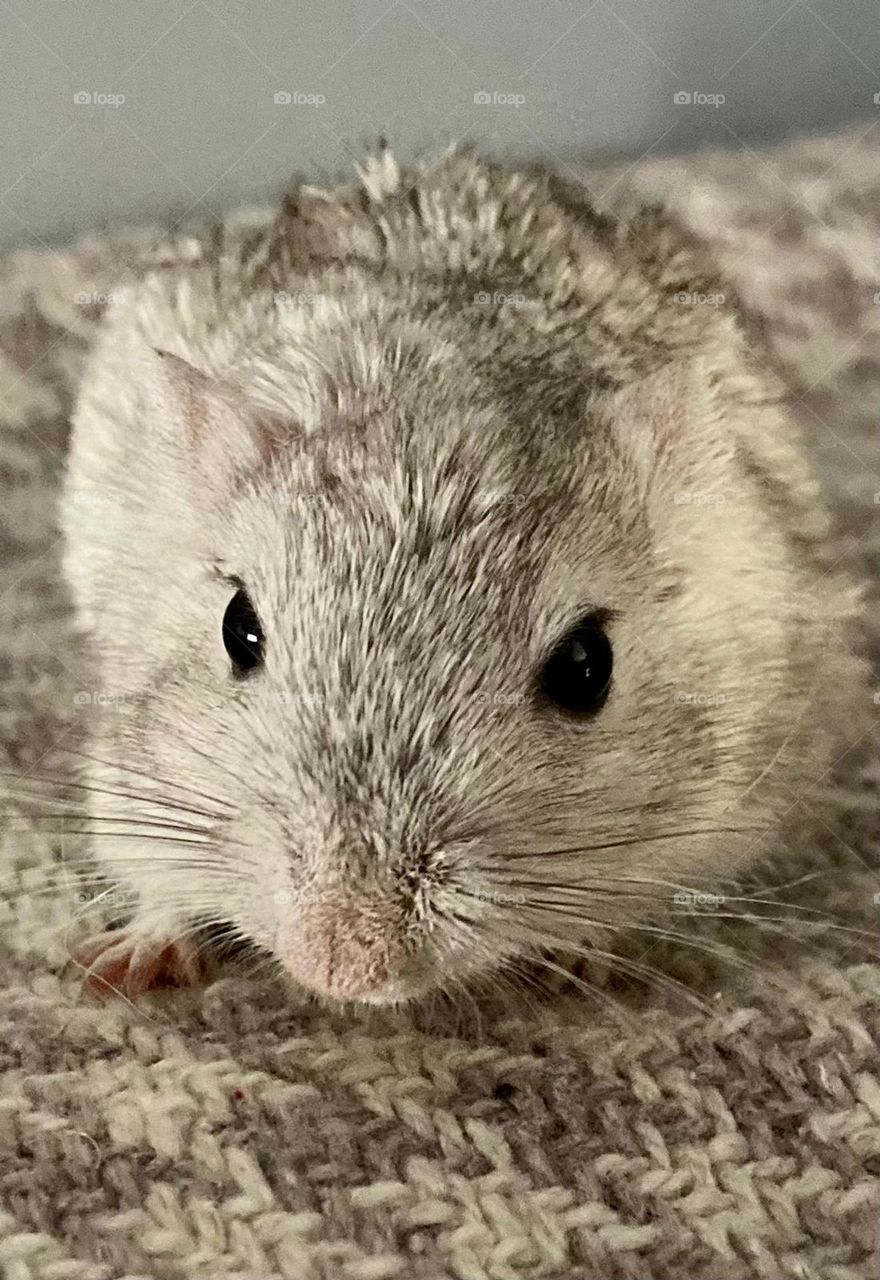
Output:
[204, 810, 300, 952]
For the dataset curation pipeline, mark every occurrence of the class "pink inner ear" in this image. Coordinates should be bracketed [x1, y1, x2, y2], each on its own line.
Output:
[152, 349, 215, 450]
[151, 349, 275, 475]
[606, 360, 695, 490]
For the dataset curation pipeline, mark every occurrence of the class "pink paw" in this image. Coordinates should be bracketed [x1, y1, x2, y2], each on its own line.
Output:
[70, 930, 209, 999]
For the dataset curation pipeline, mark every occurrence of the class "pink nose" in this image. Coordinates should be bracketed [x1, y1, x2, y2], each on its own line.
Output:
[282, 897, 406, 1001]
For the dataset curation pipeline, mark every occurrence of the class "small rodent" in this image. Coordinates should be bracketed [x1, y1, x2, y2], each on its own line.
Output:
[61, 146, 865, 1005]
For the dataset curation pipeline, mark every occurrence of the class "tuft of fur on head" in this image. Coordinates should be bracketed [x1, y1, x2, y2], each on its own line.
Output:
[61, 146, 870, 1005]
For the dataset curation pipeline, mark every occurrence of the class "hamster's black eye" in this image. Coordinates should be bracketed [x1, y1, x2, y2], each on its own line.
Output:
[222, 587, 264, 674]
[539, 617, 613, 715]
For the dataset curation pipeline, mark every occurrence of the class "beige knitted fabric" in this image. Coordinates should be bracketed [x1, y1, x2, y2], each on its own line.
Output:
[0, 128, 878, 1280]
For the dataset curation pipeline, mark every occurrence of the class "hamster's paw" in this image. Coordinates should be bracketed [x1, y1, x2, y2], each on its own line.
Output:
[69, 929, 210, 999]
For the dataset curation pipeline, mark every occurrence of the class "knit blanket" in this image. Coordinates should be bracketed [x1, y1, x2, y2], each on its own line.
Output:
[1, 127, 878, 1280]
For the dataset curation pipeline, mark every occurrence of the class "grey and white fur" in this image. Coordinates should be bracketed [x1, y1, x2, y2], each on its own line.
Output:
[62, 146, 866, 1004]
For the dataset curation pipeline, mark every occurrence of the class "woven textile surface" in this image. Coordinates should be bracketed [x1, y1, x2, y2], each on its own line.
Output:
[0, 127, 878, 1280]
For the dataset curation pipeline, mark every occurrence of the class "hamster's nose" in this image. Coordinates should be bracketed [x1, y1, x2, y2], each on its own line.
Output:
[280, 895, 408, 1002]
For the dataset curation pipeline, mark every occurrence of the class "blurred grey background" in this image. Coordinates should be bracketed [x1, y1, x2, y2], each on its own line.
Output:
[1, 0, 879, 252]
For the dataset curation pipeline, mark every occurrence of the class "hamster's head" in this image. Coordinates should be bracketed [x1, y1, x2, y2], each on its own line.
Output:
[75, 155, 839, 1004]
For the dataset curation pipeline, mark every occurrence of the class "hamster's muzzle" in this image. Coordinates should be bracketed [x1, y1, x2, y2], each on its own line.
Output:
[278, 892, 414, 1002]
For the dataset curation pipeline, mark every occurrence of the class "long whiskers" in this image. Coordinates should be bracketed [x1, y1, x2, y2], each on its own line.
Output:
[0, 770, 226, 823]
[495, 825, 768, 861]
[55, 746, 235, 816]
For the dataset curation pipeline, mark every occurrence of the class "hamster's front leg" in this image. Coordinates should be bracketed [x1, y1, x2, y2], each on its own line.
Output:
[70, 926, 210, 999]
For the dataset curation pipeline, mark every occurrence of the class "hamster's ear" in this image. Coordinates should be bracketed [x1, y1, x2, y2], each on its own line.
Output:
[602, 356, 728, 495]
[142, 348, 279, 486]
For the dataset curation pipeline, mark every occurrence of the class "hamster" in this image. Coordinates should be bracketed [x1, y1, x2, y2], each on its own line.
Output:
[61, 146, 866, 1005]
